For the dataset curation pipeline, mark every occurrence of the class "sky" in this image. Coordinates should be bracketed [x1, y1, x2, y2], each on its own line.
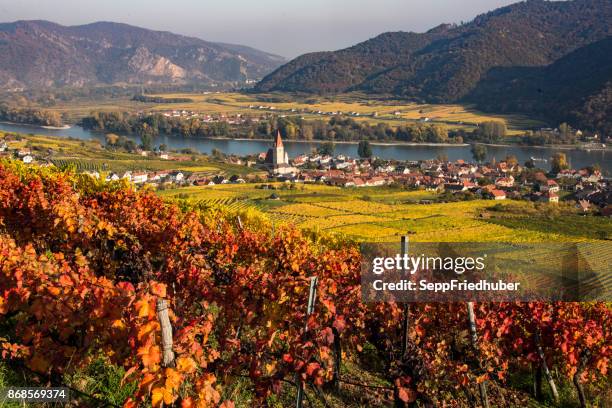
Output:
[0, 0, 519, 58]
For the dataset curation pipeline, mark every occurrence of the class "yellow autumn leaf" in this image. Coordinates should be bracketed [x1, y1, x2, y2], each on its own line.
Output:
[136, 298, 151, 318]
[265, 361, 277, 375]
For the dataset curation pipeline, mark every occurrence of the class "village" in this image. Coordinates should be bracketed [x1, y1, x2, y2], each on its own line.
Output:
[1, 132, 610, 215]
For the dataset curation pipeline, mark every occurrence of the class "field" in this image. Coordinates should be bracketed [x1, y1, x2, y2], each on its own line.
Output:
[30, 91, 543, 134]
[1, 133, 265, 176]
[158, 183, 609, 243]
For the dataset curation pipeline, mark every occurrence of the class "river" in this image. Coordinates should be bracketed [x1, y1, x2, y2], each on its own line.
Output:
[1, 122, 610, 174]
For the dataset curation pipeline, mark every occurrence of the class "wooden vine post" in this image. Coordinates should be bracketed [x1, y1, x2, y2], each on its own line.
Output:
[156, 298, 175, 368]
[394, 235, 412, 408]
[400, 235, 410, 357]
[332, 326, 342, 391]
[535, 329, 559, 405]
[467, 302, 490, 408]
[296, 276, 319, 408]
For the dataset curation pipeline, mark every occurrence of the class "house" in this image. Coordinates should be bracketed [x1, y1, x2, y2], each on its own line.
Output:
[538, 179, 558, 193]
[106, 173, 120, 182]
[172, 172, 185, 183]
[495, 176, 515, 188]
[0, 142, 7, 152]
[366, 176, 387, 187]
[22, 155, 33, 164]
[445, 183, 467, 192]
[353, 178, 366, 187]
[150, 171, 170, 182]
[84, 171, 100, 179]
[159, 153, 169, 160]
[491, 190, 506, 200]
[544, 191, 559, 203]
[132, 172, 148, 184]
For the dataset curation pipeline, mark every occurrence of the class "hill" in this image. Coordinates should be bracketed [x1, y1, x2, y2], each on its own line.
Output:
[466, 37, 612, 137]
[0, 20, 285, 90]
[255, 0, 612, 105]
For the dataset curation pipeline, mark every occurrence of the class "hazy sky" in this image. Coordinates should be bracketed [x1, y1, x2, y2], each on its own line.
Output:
[0, 0, 518, 58]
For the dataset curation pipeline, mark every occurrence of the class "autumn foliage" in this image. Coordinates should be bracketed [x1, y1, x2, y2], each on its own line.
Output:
[0, 161, 609, 407]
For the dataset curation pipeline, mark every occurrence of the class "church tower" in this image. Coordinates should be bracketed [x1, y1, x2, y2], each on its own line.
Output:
[272, 130, 289, 166]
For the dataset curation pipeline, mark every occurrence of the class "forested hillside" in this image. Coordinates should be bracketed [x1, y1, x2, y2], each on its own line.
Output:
[256, 0, 612, 132]
[466, 37, 612, 138]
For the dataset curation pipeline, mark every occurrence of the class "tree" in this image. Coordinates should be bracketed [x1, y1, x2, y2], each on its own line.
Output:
[211, 148, 225, 160]
[105, 133, 120, 146]
[159, 143, 167, 152]
[476, 121, 507, 142]
[550, 153, 569, 174]
[505, 155, 518, 167]
[436, 153, 449, 162]
[140, 133, 153, 151]
[318, 142, 335, 156]
[471, 144, 487, 162]
[357, 140, 373, 158]
[559, 122, 570, 138]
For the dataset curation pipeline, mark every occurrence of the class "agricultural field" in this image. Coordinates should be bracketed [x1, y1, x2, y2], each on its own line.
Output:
[1, 132, 264, 176]
[144, 92, 542, 134]
[158, 183, 609, 243]
[26, 91, 542, 134]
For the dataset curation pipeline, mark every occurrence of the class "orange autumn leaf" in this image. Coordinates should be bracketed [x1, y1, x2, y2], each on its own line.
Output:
[138, 344, 161, 369]
[151, 386, 175, 407]
[176, 356, 198, 374]
[150, 282, 167, 298]
[164, 368, 183, 391]
[135, 298, 152, 318]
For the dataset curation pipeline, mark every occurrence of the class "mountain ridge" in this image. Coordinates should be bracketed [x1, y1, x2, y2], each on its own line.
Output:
[256, 0, 612, 102]
[0, 20, 285, 90]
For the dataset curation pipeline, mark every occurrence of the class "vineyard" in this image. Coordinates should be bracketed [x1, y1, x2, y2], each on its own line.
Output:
[0, 161, 610, 407]
[159, 184, 610, 243]
[2, 133, 263, 177]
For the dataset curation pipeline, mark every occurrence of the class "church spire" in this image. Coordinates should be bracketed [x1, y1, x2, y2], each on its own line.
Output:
[275, 130, 284, 148]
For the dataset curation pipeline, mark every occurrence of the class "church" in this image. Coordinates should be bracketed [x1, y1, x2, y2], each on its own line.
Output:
[265, 131, 297, 175]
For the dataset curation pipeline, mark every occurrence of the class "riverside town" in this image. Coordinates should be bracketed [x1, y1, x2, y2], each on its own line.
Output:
[0, 0, 610, 407]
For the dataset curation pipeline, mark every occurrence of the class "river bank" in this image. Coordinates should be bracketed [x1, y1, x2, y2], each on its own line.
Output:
[0, 121, 71, 130]
[4, 121, 606, 151]
[1, 122, 609, 173]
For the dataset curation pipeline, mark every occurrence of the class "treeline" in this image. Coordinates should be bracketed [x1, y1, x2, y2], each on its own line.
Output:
[81, 111, 231, 138]
[132, 95, 194, 103]
[0, 104, 63, 127]
[82, 111, 494, 144]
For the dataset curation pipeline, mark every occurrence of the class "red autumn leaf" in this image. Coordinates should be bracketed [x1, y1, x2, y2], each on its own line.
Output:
[398, 387, 416, 403]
